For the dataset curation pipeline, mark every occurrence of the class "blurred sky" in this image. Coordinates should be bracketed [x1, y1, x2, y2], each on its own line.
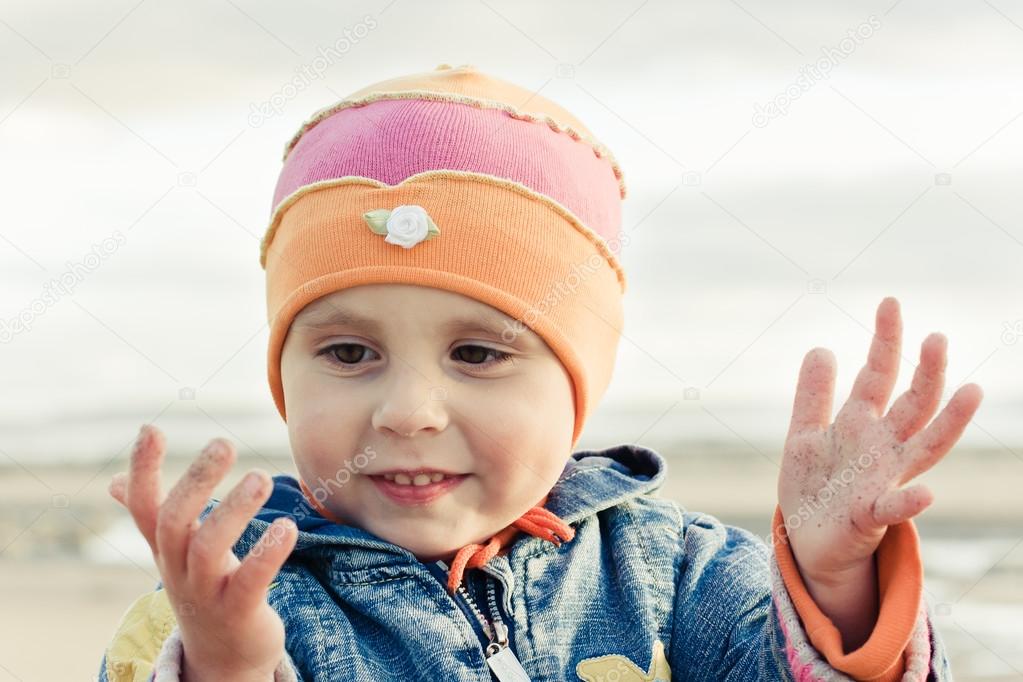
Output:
[1, 0, 1022, 463]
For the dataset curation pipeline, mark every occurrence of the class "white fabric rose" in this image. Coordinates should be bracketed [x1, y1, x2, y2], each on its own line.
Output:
[384, 205, 430, 248]
[363, 204, 440, 249]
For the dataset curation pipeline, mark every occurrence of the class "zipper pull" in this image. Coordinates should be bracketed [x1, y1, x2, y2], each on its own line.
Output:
[484, 637, 532, 681]
[483, 584, 533, 681]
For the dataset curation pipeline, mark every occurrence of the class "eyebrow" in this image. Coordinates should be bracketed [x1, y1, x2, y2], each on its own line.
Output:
[294, 306, 517, 339]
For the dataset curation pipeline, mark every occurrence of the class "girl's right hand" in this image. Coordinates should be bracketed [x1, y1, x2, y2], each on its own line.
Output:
[108, 424, 298, 681]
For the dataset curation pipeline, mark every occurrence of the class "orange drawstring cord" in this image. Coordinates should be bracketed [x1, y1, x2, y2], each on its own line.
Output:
[445, 497, 574, 594]
[297, 480, 575, 594]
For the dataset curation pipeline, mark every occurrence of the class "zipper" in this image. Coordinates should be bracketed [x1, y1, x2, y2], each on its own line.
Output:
[454, 572, 494, 642]
[436, 562, 533, 682]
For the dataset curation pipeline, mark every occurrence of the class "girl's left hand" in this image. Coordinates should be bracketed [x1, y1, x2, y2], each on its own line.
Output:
[778, 296, 983, 585]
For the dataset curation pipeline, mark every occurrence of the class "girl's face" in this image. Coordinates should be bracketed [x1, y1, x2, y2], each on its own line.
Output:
[279, 284, 575, 562]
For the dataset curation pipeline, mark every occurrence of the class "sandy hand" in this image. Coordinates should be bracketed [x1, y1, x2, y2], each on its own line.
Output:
[108, 424, 297, 681]
[778, 296, 983, 584]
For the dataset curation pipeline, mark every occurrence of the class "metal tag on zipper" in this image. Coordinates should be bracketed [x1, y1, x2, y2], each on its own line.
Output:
[484, 620, 532, 681]
[485, 642, 532, 682]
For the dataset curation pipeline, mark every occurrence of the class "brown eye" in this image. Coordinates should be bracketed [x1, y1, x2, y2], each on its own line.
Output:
[453, 345, 515, 367]
[333, 345, 364, 364]
[454, 345, 488, 364]
[319, 343, 375, 367]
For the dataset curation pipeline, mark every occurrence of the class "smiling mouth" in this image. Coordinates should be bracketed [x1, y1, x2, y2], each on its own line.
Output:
[369, 473, 469, 506]
[373, 471, 462, 486]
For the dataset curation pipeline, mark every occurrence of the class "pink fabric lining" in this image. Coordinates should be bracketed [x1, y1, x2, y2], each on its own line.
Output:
[776, 599, 827, 682]
[774, 589, 934, 681]
[272, 98, 622, 243]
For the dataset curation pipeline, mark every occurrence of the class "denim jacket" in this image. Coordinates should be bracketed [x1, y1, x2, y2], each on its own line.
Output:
[98, 443, 950, 681]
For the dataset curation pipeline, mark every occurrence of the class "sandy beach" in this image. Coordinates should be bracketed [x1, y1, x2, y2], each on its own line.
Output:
[2, 445, 1021, 681]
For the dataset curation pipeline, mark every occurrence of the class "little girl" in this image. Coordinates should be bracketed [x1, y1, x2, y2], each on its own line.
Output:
[97, 63, 982, 681]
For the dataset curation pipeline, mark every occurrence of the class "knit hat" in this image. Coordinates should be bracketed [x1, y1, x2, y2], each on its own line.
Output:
[261, 63, 627, 591]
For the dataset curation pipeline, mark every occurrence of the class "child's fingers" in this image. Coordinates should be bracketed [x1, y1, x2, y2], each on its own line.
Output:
[108, 472, 128, 506]
[187, 469, 273, 583]
[225, 517, 297, 613]
[847, 297, 903, 418]
[157, 438, 237, 575]
[884, 333, 947, 441]
[899, 383, 983, 484]
[787, 347, 836, 438]
[872, 483, 933, 526]
[125, 424, 167, 553]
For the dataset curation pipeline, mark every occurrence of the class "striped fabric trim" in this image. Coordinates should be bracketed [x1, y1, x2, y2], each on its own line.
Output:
[770, 554, 934, 681]
[153, 626, 298, 681]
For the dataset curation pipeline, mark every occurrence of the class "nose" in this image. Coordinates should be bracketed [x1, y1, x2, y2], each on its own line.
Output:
[371, 365, 449, 438]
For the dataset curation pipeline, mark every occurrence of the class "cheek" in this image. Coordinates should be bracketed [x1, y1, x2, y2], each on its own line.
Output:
[286, 389, 362, 473]
[496, 370, 572, 438]
[465, 376, 573, 481]
[527, 365, 576, 448]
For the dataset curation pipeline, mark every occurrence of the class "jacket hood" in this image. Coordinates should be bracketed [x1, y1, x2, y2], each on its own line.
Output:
[222, 443, 667, 568]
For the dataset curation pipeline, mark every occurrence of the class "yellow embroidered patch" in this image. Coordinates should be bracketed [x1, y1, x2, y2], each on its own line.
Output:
[576, 638, 671, 682]
[103, 589, 177, 682]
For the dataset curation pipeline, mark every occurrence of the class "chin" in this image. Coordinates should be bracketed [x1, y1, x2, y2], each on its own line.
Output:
[413, 549, 458, 563]
[403, 536, 460, 560]
[393, 535, 457, 562]
[382, 530, 458, 563]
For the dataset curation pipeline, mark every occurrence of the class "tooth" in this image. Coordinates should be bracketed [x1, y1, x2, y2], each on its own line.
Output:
[429, 472, 444, 483]
[412, 473, 432, 486]
[394, 473, 412, 485]
[383, 473, 395, 481]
